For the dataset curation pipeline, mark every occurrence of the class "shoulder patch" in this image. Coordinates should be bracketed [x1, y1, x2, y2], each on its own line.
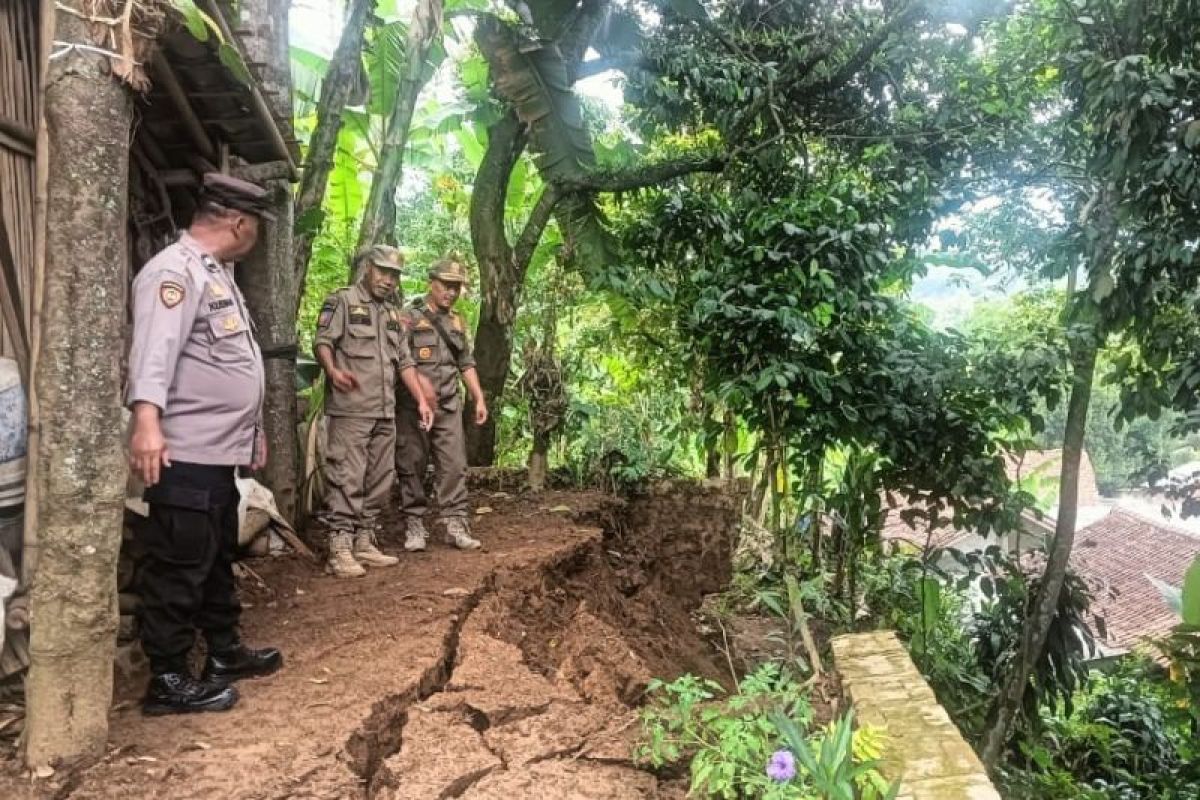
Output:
[159, 281, 185, 309]
[317, 295, 339, 328]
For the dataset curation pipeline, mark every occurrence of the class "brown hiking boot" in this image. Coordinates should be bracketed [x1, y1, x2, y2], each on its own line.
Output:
[443, 517, 481, 550]
[404, 518, 429, 552]
[327, 532, 365, 578]
[354, 531, 399, 567]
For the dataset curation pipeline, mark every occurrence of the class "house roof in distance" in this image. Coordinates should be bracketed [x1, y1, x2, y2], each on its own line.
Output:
[1070, 507, 1200, 652]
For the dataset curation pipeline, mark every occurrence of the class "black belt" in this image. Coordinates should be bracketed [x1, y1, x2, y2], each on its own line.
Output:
[260, 343, 298, 361]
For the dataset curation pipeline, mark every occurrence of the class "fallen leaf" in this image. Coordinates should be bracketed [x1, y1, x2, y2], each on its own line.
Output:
[549, 505, 572, 513]
[442, 587, 470, 598]
[475, 506, 494, 515]
[136, 755, 159, 763]
[308, 678, 329, 685]
[34, 765, 54, 779]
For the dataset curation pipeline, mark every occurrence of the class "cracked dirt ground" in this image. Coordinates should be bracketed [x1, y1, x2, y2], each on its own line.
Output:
[1, 485, 736, 799]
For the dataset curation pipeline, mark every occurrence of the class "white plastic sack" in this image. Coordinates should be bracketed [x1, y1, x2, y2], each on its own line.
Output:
[0, 573, 16, 656]
[236, 476, 293, 551]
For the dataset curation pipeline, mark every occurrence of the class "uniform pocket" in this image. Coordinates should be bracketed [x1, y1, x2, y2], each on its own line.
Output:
[207, 314, 253, 362]
[141, 486, 213, 567]
[343, 325, 377, 359]
[413, 330, 439, 363]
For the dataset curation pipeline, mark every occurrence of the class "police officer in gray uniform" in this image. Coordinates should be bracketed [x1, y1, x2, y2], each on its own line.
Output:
[127, 174, 282, 715]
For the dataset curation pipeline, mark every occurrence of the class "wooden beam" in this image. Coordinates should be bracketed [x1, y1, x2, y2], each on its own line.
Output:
[200, 0, 298, 181]
[149, 53, 217, 163]
[0, 129, 34, 158]
[177, 90, 250, 99]
[0, 117, 35, 149]
[231, 160, 292, 183]
[159, 168, 200, 187]
[135, 126, 170, 168]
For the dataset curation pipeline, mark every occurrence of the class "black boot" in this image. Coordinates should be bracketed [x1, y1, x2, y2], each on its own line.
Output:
[203, 643, 283, 683]
[142, 673, 238, 716]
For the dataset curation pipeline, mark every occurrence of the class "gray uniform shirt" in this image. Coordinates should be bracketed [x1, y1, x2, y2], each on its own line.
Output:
[126, 233, 265, 466]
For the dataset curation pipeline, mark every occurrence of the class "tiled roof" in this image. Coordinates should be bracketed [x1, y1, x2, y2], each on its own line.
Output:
[879, 501, 973, 551]
[1069, 508, 1200, 651]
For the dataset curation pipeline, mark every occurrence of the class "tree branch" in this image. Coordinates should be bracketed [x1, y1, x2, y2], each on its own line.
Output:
[812, 3, 926, 94]
[553, 154, 727, 193]
[513, 186, 563, 272]
[558, 0, 610, 66]
[292, 0, 373, 294]
[469, 112, 528, 298]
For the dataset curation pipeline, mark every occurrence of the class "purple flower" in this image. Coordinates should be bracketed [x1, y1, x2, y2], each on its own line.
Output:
[766, 749, 796, 782]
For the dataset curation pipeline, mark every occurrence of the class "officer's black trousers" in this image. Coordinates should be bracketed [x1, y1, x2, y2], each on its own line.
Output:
[136, 462, 242, 675]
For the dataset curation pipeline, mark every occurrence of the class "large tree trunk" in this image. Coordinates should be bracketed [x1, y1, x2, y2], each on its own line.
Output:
[356, 0, 443, 251]
[463, 5, 605, 465]
[979, 334, 1098, 766]
[236, 0, 300, 524]
[466, 114, 525, 466]
[24, 7, 131, 768]
[294, 0, 374, 301]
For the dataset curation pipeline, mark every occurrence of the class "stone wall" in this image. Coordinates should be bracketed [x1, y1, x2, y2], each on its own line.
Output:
[831, 631, 1000, 800]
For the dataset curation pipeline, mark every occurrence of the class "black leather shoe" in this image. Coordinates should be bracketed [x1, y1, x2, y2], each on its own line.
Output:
[142, 673, 238, 716]
[203, 644, 283, 683]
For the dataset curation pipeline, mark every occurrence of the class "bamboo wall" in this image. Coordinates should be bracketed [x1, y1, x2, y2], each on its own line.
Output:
[0, 0, 38, 372]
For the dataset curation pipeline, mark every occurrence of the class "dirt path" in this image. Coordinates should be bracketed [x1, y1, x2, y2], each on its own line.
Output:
[1, 486, 736, 799]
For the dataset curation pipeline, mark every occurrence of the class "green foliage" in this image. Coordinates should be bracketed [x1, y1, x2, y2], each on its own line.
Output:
[772, 711, 899, 800]
[1148, 554, 1200, 730]
[861, 547, 1100, 742]
[169, 0, 252, 83]
[636, 665, 894, 799]
[999, 665, 1200, 799]
[968, 547, 1099, 722]
[473, 14, 614, 271]
[861, 555, 992, 736]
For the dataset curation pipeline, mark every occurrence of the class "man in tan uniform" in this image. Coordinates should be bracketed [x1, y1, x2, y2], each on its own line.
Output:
[127, 173, 282, 715]
[315, 246, 433, 577]
[396, 257, 489, 552]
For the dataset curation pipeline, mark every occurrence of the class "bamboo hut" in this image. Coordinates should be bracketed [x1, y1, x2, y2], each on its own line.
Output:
[0, 0, 297, 711]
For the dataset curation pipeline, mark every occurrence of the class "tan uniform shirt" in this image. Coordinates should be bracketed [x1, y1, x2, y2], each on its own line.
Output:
[126, 233, 265, 465]
[399, 300, 475, 412]
[314, 283, 415, 419]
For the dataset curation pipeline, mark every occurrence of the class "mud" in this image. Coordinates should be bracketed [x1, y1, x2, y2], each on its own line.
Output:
[0, 483, 741, 799]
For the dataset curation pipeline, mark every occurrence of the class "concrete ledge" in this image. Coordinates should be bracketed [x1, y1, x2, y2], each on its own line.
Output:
[831, 631, 1001, 800]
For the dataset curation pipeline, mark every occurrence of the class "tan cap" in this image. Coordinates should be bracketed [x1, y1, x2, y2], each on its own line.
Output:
[357, 244, 405, 272]
[199, 173, 276, 221]
[428, 256, 470, 285]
